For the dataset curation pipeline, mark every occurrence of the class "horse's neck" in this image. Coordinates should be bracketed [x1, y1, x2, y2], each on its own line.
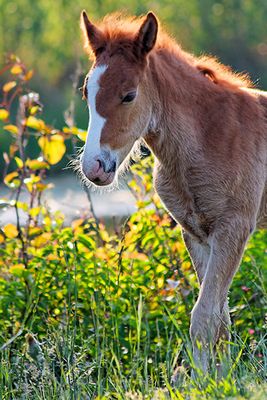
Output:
[144, 49, 204, 171]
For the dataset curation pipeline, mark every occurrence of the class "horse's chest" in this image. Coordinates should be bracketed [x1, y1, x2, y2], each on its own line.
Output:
[154, 168, 211, 243]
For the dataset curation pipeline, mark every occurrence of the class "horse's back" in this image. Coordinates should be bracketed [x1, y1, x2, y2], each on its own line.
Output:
[249, 88, 267, 228]
[245, 87, 267, 130]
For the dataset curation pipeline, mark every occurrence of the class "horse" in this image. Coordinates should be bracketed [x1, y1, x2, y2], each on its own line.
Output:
[79, 10, 267, 374]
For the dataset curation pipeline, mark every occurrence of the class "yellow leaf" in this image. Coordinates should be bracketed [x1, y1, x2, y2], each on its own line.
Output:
[63, 127, 87, 141]
[26, 116, 46, 131]
[26, 158, 49, 170]
[15, 201, 28, 211]
[56, 292, 63, 299]
[29, 105, 39, 115]
[4, 124, 18, 134]
[63, 126, 78, 134]
[38, 134, 66, 165]
[24, 174, 40, 192]
[0, 233, 4, 243]
[32, 232, 52, 248]
[0, 109, 9, 121]
[15, 157, 24, 168]
[150, 301, 159, 310]
[4, 171, 19, 186]
[11, 64, 23, 75]
[3, 223, 18, 238]
[9, 144, 19, 157]
[3, 81, 16, 93]
[95, 248, 109, 260]
[43, 216, 51, 225]
[29, 206, 41, 217]
[10, 263, 25, 276]
[157, 277, 164, 289]
[24, 69, 34, 81]
[47, 253, 58, 261]
[123, 251, 149, 261]
[35, 183, 49, 191]
[71, 218, 84, 230]
[28, 226, 42, 236]
[78, 130, 87, 141]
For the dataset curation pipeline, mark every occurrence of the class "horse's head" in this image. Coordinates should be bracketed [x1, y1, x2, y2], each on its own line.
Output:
[80, 11, 158, 186]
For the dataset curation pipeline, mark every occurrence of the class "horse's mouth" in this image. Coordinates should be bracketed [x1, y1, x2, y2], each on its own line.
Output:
[89, 172, 115, 187]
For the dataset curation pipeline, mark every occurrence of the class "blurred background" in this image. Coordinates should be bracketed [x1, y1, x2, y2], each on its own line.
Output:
[1, 0, 267, 128]
[1, 0, 267, 219]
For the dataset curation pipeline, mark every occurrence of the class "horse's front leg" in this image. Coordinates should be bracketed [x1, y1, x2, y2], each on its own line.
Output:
[183, 230, 209, 284]
[183, 231, 231, 363]
[190, 217, 253, 375]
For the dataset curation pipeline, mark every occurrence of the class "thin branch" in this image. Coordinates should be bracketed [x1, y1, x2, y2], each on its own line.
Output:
[0, 329, 23, 352]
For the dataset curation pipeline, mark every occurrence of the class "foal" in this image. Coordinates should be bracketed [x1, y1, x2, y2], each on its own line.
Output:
[80, 10, 267, 373]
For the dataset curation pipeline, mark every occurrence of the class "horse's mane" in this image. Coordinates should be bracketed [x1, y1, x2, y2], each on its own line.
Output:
[84, 12, 253, 90]
[195, 56, 252, 89]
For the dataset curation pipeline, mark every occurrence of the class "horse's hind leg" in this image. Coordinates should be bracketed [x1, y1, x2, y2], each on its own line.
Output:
[189, 218, 252, 374]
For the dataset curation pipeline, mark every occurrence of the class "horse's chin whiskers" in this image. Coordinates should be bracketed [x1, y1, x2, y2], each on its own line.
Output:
[76, 146, 85, 155]
[80, 171, 119, 194]
[64, 153, 83, 171]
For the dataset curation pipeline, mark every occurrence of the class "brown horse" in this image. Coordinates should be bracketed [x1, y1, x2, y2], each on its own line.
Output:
[79, 10, 267, 374]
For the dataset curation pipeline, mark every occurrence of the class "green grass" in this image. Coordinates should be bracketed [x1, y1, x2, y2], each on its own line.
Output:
[0, 299, 266, 399]
[0, 223, 267, 399]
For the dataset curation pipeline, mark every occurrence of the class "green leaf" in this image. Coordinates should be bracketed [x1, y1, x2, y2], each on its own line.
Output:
[77, 234, 96, 250]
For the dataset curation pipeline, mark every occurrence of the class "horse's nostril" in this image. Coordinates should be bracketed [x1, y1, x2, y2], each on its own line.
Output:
[97, 159, 103, 170]
[97, 158, 108, 173]
[105, 161, 116, 173]
[110, 160, 116, 173]
[96, 158, 116, 174]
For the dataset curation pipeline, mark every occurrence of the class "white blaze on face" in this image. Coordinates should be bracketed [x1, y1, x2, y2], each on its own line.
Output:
[82, 64, 107, 171]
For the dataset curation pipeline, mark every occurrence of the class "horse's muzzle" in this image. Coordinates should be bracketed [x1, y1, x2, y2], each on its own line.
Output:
[82, 157, 116, 186]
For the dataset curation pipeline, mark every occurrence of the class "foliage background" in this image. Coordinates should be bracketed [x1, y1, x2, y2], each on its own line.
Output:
[2, 0, 267, 177]
[1, 0, 267, 126]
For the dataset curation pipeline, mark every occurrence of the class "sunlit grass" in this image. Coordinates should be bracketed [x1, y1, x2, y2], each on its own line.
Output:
[0, 273, 266, 399]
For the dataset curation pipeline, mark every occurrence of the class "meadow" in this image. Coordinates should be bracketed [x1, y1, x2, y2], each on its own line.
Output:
[0, 56, 267, 399]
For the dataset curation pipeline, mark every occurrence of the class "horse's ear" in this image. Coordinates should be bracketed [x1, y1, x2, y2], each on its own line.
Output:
[134, 12, 158, 57]
[80, 10, 105, 56]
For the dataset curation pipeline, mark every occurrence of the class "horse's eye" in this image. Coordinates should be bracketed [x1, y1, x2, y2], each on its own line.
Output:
[122, 91, 136, 104]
